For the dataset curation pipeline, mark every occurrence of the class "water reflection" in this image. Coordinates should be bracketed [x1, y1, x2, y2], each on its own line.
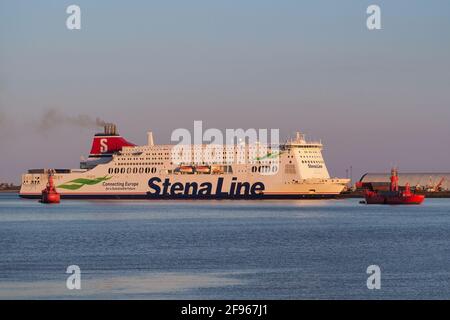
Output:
[0, 272, 242, 299]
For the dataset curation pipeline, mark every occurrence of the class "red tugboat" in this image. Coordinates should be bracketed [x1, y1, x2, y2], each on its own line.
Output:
[40, 170, 60, 204]
[364, 168, 425, 205]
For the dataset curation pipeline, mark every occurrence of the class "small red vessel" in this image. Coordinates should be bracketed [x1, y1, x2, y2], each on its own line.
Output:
[40, 170, 60, 204]
[364, 168, 425, 205]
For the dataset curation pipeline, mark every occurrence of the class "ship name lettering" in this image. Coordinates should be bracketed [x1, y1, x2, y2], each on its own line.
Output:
[147, 177, 264, 197]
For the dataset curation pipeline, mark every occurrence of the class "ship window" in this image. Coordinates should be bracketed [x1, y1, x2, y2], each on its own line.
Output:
[139, 168, 144, 174]
[127, 168, 132, 174]
[114, 168, 120, 174]
[120, 168, 125, 174]
[108, 168, 113, 174]
[133, 168, 138, 174]
[151, 167, 156, 173]
[145, 168, 150, 174]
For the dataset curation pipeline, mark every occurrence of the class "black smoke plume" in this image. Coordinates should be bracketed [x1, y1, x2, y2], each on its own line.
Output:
[37, 109, 106, 132]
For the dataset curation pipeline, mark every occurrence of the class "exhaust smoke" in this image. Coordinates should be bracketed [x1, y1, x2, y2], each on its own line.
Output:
[36, 109, 107, 132]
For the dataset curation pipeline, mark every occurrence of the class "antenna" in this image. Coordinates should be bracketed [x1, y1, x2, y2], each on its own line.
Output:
[350, 165, 353, 186]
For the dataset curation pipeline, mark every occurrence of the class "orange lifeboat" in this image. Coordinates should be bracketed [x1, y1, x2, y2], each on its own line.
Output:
[210, 165, 224, 174]
[40, 170, 60, 204]
[179, 166, 194, 174]
[195, 165, 211, 174]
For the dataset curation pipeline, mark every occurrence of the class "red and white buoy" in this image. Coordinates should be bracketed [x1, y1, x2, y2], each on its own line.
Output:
[40, 170, 60, 204]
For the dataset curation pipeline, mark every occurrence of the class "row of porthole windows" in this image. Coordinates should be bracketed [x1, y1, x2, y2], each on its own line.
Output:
[116, 162, 163, 166]
[120, 158, 168, 161]
[125, 158, 169, 161]
[302, 160, 323, 164]
[176, 151, 257, 155]
[108, 167, 157, 174]
[289, 154, 321, 159]
[251, 165, 278, 173]
[23, 180, 40, 184]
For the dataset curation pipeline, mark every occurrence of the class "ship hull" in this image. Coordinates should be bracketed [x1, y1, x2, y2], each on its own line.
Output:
[364, 194, 425, 205]
[20, 173, 348, 200]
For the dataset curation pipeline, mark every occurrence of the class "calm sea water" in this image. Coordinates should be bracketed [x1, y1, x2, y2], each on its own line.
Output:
[0, 193, 449, 299]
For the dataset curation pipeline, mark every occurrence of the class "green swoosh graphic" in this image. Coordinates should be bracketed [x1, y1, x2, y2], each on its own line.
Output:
[57, 176, 112, 190]
[255, 151, 284, 161]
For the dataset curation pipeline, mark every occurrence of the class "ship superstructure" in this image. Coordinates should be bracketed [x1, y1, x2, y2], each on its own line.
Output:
[20, 124, 349, 199]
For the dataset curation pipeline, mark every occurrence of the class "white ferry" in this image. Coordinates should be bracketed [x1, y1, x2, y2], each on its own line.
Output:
[19, 124, 349, 199]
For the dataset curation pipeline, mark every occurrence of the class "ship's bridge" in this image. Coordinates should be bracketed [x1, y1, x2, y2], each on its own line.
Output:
[282, 132, 323, 149]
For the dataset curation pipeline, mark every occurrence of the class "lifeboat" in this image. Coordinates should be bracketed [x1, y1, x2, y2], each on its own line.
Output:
[210, 165, 224, 174]
[40, 170, 60, 204]
[179, 166, 194, 174]
[195, 165, 211, 174]
[364, 168, 424, 205]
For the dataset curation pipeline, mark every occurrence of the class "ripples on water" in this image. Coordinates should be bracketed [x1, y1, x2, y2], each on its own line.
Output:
[0, 193, 449, 299]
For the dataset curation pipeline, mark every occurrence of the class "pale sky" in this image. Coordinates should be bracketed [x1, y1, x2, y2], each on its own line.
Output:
[1, 0, 450, 183]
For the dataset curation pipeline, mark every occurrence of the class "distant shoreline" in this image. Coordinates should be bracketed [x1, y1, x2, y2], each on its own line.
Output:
[0, 189, 20, 193]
